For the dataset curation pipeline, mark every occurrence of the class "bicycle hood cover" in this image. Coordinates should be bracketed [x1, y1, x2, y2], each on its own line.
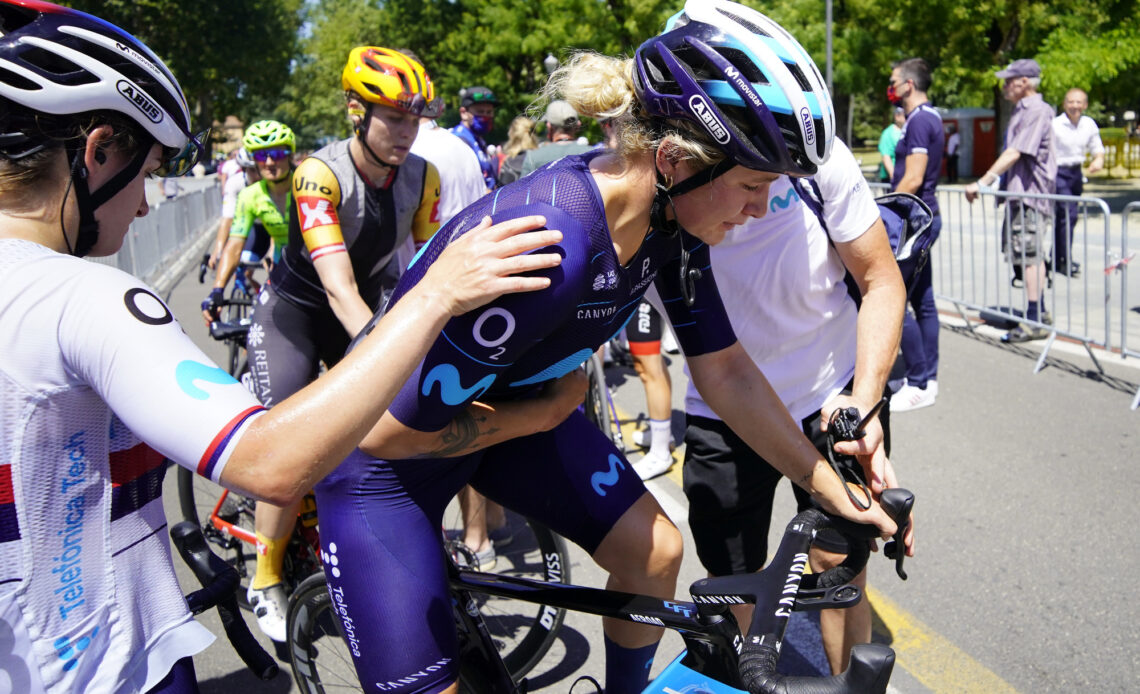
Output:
[633, 0, 835, 176]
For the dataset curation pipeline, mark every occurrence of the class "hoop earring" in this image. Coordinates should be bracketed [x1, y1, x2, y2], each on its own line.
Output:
[663, 173, 674, 189]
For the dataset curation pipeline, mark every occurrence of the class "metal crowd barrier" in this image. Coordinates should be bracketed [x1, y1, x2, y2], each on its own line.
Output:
[1122, 201, 1140, 409]
[872, 182, 1138, 410]
[91, 184, 220, 284]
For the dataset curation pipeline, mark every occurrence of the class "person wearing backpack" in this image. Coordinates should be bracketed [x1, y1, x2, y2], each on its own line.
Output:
[678, 136, 911, 676]
[888, 58, 944, 412]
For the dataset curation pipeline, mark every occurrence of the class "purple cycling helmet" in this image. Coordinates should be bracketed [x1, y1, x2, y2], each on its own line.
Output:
[634, 0, 835, 177]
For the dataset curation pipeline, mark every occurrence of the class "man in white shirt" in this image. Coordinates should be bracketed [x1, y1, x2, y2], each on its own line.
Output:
[1051, 88, 1105, 277]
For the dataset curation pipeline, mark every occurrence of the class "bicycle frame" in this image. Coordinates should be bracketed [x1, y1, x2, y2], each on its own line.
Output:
[448, 491, 912, 694]
[451, 567, 743, 691]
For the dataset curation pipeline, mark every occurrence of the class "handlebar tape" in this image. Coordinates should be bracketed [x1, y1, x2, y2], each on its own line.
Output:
[170, 522, 279, 680]
[739, 642, 895, 694]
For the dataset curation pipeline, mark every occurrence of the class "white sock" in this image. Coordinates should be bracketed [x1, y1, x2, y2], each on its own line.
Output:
[649, 419, 672, 456]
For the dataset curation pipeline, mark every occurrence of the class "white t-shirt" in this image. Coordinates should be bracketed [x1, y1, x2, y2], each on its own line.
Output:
[685, 138, 881, 422]
[411, 120, 486, 225]
[220, 168, 248, 219]
[1051, 114, 1105, 167]
[0, 240, 265, 693]
[218, 158, 242, 182]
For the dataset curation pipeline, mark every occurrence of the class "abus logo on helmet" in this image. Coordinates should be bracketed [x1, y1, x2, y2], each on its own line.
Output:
[799, 107, 816, 146]
[117, 80, 162, 123]
[689, 95, 730, 145]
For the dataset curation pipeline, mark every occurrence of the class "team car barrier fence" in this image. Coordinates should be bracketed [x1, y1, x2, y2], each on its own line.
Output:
[871, 183, 1138, 410]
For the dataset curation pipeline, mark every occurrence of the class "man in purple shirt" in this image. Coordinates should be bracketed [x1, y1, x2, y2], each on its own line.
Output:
[965, 58, 1057, 343]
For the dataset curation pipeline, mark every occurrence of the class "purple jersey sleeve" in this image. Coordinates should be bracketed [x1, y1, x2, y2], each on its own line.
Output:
[387, 204, 588, 432]
[653, 231, 737, 357]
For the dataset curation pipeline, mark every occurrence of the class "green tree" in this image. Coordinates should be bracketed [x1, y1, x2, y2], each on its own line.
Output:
[64, 0, 303, 149]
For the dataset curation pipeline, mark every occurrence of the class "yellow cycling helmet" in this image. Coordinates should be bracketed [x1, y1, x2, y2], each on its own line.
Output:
[342, 47, 442, 118]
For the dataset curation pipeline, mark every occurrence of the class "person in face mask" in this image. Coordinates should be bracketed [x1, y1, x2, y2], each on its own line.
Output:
[451, 85, 499, 190]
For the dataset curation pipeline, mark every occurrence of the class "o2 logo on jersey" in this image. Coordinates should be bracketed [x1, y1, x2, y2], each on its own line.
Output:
[421, 364, 496, 405]
[472, 307, 515, 361]
[55, 625, 100, 672]
[123, 288, 173, 326]
[176, 360, 238, 400]
[590, 454, 626, 497]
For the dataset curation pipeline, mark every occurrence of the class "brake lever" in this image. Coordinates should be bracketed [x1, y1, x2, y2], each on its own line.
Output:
[880, 488, 914, 580]
[826, 397, 887, 510]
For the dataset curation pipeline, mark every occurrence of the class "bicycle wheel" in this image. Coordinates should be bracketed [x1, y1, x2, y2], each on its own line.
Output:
[583, 351, 623, 448]
[176, 466, 259, 590]
[441, 503, 570, 681]
[287, 572, 362, 694]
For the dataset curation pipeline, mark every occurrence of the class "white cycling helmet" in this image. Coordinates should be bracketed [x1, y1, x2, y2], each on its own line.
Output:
[635, 0, 835, 177]
[235, 148, 256, 168]
[0, 0, 205, 255]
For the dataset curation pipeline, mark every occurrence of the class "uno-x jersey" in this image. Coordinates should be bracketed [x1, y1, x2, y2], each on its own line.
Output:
[383, 151, 737, 432]
[228, 178, 292, 262]
[272, 137, 442, 311]
[0, 240, 265, 693]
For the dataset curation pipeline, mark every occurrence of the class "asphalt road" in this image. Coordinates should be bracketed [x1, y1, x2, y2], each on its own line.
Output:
[159, 234, 1140, 693]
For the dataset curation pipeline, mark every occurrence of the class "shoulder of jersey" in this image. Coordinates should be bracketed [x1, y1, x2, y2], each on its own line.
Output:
[293, 155, 341, 204]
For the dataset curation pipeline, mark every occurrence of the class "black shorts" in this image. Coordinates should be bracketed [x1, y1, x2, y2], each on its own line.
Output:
[682, 389, 890, 576]
[626, 299, 661, 356]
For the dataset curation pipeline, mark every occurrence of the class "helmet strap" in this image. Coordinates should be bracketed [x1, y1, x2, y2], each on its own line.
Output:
[648, 164, 704, 307]
[63, 138, 153, 258]
[354, 103, 399, 174]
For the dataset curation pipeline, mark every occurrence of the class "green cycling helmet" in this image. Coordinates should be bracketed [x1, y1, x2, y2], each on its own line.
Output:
[243, 119, 295, 152]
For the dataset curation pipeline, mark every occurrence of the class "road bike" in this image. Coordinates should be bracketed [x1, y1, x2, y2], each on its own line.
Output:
[449, 488, 914, 693]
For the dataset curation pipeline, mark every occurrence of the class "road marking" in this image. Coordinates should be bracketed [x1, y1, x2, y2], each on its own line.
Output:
[867, 585, 1020, 693]
[609, 397, 1020, 694]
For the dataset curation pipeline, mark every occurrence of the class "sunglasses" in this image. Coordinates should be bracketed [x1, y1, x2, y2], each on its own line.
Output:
[467, 91, 496, 103]
[154, 127, 210, 178]
[252, 147, 293, 163]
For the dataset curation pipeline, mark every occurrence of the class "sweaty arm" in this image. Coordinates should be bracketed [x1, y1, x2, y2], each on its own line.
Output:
[359, 204, 588, 460]
[829, 218, 905, 482]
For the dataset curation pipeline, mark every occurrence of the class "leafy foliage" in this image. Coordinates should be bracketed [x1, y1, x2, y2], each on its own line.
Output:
[61, 0, 1140, 149]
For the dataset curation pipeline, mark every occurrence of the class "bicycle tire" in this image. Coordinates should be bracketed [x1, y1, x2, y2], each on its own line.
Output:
[286, 572, 361, 694]
[442, 507, 570, 681]
[286, 515, 570, 693]
[583, 352, 623, 448]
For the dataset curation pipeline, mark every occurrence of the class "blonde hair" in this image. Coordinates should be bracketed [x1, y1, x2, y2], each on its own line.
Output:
[502, 117, 538, 158]
[540, 51, 726, 168]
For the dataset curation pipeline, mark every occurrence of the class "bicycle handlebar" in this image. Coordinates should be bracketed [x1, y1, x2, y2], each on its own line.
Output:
[170, 521, 279, 681]
[691, 488, 914, 694]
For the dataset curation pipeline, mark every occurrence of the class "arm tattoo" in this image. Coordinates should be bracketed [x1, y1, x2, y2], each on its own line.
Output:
[425, 410, 501, 458]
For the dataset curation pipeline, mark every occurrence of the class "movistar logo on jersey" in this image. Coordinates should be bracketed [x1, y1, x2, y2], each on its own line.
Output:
[421, 364, 495, 405]
[175, 360, 238, 400]
[689, 95, 730, 145]
[769, 186, 800, 212]
[800, 107, 816, 147]
[590, 454, 626, 496]
[116, 80, 162, 123]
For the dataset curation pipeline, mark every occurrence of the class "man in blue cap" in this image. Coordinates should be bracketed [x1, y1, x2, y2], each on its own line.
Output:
[965, 58, 1057, 343]
[451, 85, 499, 191]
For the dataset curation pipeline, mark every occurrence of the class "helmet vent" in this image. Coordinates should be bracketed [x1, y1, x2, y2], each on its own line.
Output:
[715, 47, 767, 84]
[0, 3, 36, 34]
[715, 8, 771, 38]
[0, 65, 39, 91]
[17, 46, 93, 85]
[785, 63, 813, 92]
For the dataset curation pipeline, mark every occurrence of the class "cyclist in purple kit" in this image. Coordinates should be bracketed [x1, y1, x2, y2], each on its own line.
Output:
[314, 3, 905, 693]
[0, 3, 563, 690]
